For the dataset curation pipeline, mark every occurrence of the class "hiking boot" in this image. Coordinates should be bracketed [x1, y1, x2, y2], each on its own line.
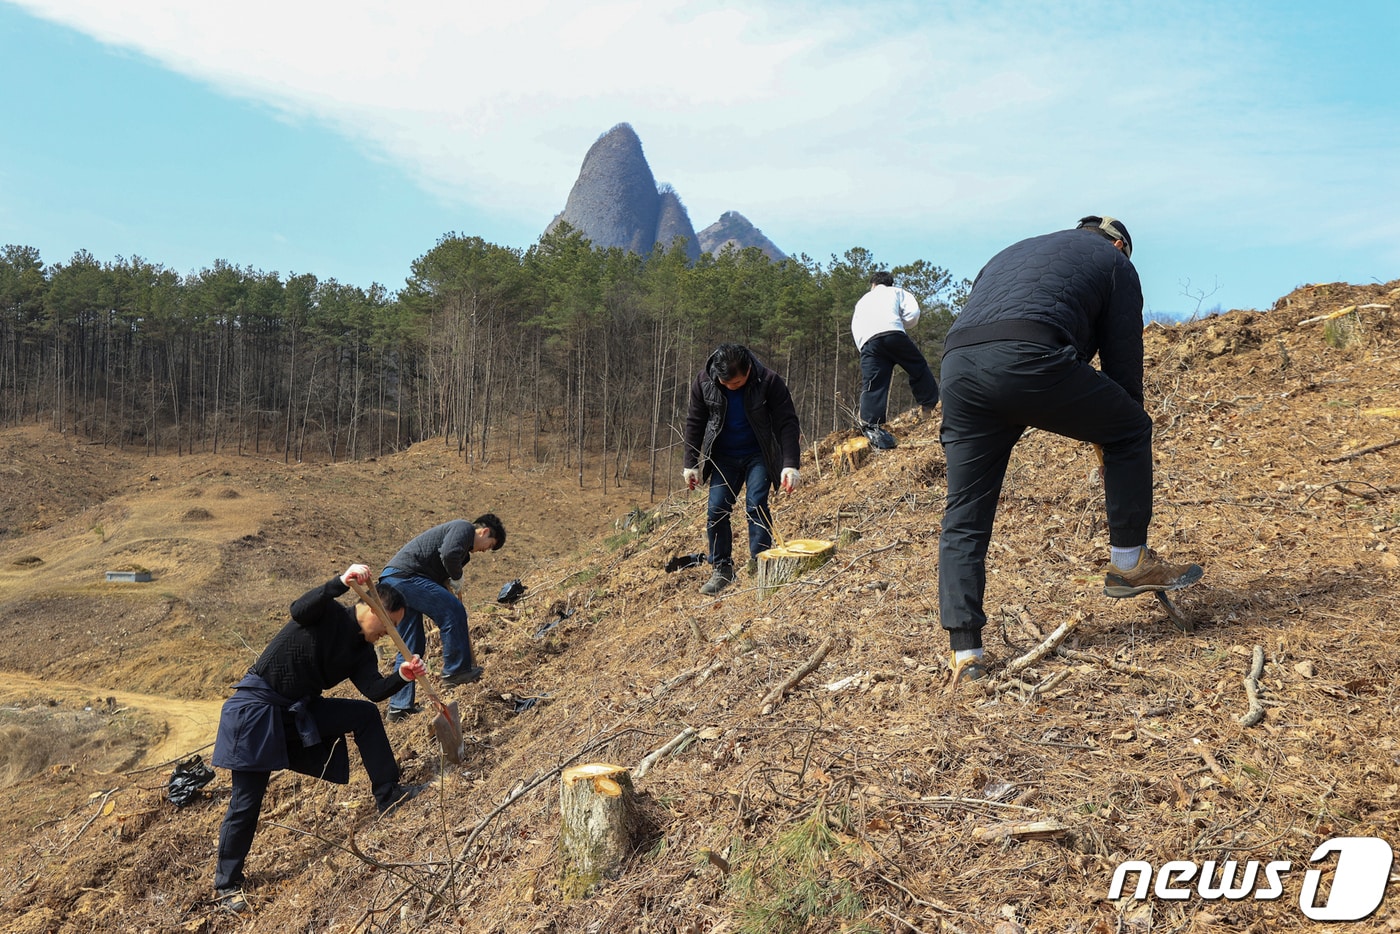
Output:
[215, 887, 249, 913]
[377, 782, 430, 816]
[386, 704, 422, 723]
[442, 666, 484, 686]
[859, 422, 897, 450]
[744, 557, 758, 577]
[953, 658, 989, 683]
[1103, 549, 1204, 598]
[699, 563, 736, 596]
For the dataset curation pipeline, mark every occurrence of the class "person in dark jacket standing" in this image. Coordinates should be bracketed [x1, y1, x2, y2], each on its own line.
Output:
[382, 514, 506, 719]
[211, 563, 430, 911]
[938, 216, 1203, 681]
[852, 270, 941, 449]
[683, 343, 802, 595]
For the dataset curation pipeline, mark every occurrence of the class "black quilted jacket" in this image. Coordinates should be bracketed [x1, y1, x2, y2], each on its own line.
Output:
[249, 577, 405, 703]
[944, 227, 1145, 404]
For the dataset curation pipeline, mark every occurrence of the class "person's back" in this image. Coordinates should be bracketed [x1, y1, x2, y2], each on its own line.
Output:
[949, 228, 1142, 378]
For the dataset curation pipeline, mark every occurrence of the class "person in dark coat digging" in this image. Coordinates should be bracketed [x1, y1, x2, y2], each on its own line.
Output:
[211, 563, 430, 912]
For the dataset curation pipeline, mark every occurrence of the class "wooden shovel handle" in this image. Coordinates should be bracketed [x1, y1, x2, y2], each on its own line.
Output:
[346, 577, 445, 706]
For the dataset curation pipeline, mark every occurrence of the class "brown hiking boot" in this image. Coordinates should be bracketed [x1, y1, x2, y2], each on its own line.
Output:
[1103, 549, 1203, 598]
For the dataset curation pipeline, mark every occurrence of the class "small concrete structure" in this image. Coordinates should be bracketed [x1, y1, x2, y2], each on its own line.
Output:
[105, 570, 152, 583]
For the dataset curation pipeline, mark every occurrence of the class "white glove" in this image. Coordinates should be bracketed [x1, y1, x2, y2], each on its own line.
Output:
[781, 468, 800, 493]
[682, 467, 701, 491]
[341, 563, 372, 587]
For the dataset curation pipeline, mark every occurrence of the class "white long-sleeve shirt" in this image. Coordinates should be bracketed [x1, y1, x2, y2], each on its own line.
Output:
[851, 284, 921, 351]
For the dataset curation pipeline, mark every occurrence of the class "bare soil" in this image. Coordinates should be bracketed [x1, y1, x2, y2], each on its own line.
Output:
[2, 279, 1400, 933]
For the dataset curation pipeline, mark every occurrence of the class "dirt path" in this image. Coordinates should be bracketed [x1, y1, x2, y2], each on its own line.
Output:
[0, 673, 222, 768]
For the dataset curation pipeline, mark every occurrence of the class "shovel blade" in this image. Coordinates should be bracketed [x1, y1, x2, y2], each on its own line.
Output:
[431, 699, 465, 764]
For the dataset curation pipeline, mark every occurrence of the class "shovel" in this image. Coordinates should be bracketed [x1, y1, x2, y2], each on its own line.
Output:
[347, 578, 466, 764]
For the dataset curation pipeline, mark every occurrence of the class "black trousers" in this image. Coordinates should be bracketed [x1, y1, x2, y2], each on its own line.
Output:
[213, 697, 400, 891]
[937, 341, 1153, 650]
[859, 330, 940, 424]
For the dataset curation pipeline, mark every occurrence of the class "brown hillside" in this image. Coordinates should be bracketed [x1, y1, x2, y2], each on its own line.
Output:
[2, 279, 1400, 933]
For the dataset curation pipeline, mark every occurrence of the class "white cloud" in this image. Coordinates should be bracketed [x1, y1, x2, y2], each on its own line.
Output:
[10, 0, 1397, 288]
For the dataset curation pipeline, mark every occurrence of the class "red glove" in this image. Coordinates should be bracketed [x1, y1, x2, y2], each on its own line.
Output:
[398, 655, 427, 681]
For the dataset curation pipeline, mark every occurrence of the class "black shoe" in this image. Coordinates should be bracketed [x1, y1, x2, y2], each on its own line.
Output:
[860, 422, 897, 450]
[215, 886, 249, 913]
[377, 782, 431, 816]
[386, 704, 422, 723]
[442, 666, 483, 686]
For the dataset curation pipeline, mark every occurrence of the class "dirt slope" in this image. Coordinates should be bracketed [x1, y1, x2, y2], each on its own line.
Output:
[2, 279, 1400, 933]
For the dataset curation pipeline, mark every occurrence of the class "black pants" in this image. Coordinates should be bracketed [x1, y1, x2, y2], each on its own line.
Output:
[859, 330, 940, 425]
[213, 697, 400, 891]
[937, 341, 1153, 650]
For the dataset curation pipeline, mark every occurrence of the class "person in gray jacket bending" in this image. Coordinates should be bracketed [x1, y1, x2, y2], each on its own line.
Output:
[381, 515, 506, 719]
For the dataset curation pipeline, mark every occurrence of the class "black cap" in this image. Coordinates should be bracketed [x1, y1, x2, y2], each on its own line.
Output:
[1077, 215, 1132, 259]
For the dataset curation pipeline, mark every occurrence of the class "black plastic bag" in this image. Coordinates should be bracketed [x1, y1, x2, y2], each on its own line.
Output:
[167, 754, 215, 807]
[497, 579, 527, 604]
[665, 553, 706, 573]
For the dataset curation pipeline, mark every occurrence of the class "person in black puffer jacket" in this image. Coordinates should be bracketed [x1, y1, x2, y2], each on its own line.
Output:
[938, 216, 1203, 682]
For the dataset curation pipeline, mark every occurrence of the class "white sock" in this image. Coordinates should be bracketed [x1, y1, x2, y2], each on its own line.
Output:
[1111, 545, 1145, 570]
[952, 648, 984, 665]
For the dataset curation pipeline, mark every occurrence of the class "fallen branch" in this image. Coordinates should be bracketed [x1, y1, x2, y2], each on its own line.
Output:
[970, 819, 1071, 843]
[634, 727, 697, 780]
[1193, 741, 1232, 785]
[58, 788, 117, 854]
[760, 636, 835, 714]
[1321, 438, 1400, 463]
[1003, 613, 1081, 677]
[1054, 646, 1156, 678]
[1239, 645, 1266, 727]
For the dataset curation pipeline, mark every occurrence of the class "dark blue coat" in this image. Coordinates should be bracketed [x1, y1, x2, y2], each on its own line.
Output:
[944, 227, 1144, 404]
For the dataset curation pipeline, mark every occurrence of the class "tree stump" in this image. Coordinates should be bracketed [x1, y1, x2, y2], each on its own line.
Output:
[833, 437, 870, 473]
[559, 763, 637, 897]
[756, 539, 836, 596]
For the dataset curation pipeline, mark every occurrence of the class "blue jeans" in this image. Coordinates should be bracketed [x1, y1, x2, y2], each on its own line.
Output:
[706, 451, 773, 567]
[859, 330, 940, 424]
[381, 568, 475, 711]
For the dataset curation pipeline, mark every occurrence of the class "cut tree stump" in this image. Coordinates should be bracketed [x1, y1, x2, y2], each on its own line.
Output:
[833, 437, 870, 473]
[756, 539, 835, 596]
[559, 763, 637, 897]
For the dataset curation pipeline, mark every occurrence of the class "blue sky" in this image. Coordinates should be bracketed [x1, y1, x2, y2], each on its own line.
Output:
[1, 1, 1396, 317]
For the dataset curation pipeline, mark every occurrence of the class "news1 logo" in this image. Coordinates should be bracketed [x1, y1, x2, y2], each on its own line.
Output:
[1107, 837, 1393, 921]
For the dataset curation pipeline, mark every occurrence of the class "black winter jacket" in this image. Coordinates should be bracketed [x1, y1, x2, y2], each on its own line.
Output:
[683, 348, 801, 489]
[944, 227, 1145, 404]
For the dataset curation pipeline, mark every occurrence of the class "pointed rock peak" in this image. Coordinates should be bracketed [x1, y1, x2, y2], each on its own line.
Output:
[698, 211, 786, 261]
